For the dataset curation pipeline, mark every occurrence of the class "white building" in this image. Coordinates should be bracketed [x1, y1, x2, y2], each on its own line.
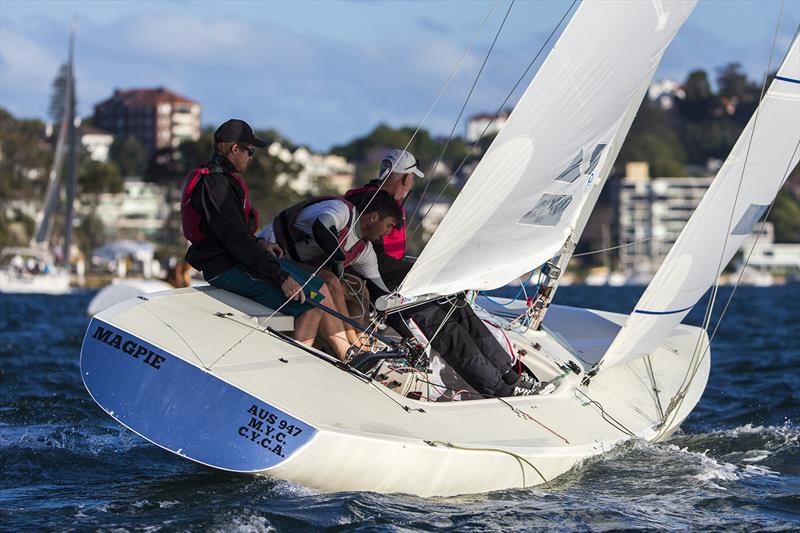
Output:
[80, 124, 114, 163]
[82, 178, 170, 240]
[618, 162, 712, 280]
[740, 222, 800, 275]
[270, 142, 355, 195]
[648, 79, 686, 110]
[465, 111, 510, 143]
[418, 201, 451, 240]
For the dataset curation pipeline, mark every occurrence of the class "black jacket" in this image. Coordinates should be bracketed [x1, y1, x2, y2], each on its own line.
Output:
[185, 154, 287, 285]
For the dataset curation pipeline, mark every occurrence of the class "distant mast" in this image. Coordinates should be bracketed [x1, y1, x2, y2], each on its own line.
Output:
[33, 22, 77, 269]
[62, 23, 78, 268]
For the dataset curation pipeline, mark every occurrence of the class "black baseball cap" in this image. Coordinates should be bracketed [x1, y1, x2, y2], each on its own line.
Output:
[213, 119, 267, 147]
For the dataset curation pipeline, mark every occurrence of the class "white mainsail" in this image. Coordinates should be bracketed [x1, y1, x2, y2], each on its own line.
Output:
[398, 0, 697, 299]
[599, 35, 800, 371]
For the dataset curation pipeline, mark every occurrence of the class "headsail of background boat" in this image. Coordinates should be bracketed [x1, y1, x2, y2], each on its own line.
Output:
[396, 0, 697, 300]
[599, 35, 800, 372]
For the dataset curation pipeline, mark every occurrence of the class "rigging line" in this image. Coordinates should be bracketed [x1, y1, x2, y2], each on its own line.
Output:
[209, 4, 503, 366]
[658, 6, 789, 434]
[644, 354, 664, 422]
[407, 0, 515, 226]
[139, 304, 208, 370]
[571, 234, 676, 258]
[406, 0, 579, 238]
[419, 297, 460, 354]
[495, 396, 570, 444]
[574, 388, 636, 437]
[428, 440, 551, 489]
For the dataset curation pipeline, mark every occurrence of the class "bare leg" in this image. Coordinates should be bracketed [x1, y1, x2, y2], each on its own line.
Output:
[318, 270, 362, 346]
[316, 283, 353, 361]
[292, 308, 322, 346]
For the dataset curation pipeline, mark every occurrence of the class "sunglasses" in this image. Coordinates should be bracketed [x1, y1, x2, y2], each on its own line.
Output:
[239, 145, 255, 158]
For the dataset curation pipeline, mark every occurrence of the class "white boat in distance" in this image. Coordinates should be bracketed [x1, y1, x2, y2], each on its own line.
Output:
[80, 1, 800, 497]
[0, 247, 70, 294]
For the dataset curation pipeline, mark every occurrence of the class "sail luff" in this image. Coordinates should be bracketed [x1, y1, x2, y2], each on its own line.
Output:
[397, 0, 697, 299]
[598, 35, 800, 372]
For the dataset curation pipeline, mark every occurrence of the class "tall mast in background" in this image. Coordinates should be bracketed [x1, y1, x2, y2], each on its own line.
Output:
[62, 23, 77, 267]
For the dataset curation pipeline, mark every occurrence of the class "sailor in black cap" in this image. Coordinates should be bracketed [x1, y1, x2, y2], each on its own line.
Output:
[180, 119, 354, 360]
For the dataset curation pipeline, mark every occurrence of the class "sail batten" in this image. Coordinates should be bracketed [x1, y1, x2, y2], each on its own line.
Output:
[599, 35, 800, 371]
[398, 0, 697, 299]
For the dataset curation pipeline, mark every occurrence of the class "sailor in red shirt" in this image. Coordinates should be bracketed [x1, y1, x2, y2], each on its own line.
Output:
[181, 119, 352, 361]
[345, 149, 420, 288]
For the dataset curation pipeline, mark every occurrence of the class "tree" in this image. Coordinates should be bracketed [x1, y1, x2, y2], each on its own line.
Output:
[331, 123, 470, 183]
[48, 63, 76, 125]
[716, 63, 758, 102]
[683, 69, 712, 101]
[109, 136, 148, 177]
[769, 189, 800, 243]
[74, 211, 106, 255]
[79, 158, 123, 194]
[0, 108, 52, 200]
[618, 99, 687, 176]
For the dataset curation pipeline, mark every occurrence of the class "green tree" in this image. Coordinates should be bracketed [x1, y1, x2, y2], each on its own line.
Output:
[0, 108, 52, 200]
[109, 136, 148, 176]
[48, 63, 76, 124]
[74, 211, 106, 254]
[769, 189, 800, 243]
[79, 158, 123, 194]
[332, 123, 470, 184]
[618, 100, 687, 176]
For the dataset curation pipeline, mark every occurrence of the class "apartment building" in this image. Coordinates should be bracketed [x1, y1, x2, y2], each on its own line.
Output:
[618, 162, 712, 280]
[93, 87, 201, 154]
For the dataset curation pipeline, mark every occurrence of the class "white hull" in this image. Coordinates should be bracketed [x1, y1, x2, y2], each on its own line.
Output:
[80, 287, 710, 497]
[0, 270, 70, 294]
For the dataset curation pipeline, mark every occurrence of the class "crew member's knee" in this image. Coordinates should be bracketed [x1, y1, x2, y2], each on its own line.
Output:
[317, 281, 332, 299]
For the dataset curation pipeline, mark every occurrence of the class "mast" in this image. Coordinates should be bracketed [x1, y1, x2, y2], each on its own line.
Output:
[34, 55, 71, 246]
[62, 24, 77, 268]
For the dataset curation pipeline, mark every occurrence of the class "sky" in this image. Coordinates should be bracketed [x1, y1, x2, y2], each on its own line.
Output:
[1, 0, 798, 151]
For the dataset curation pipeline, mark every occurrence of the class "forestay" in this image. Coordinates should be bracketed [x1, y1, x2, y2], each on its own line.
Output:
[398, 0, 696, 299]
[600, 35, 800, 371]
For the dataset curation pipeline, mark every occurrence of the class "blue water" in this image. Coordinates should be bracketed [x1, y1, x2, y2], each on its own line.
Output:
[1, 286, 798, 531]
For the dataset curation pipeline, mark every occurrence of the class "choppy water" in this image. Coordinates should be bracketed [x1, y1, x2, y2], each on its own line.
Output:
[1, 286, 798, 531]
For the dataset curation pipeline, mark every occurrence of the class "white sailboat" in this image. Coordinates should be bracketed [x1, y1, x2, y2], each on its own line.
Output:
[79, 1, 799, 497]
[1, 27, 77, 295]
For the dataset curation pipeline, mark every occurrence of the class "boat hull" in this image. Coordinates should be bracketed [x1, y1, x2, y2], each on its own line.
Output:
[80, 287, 710, 497]
[0, 270, 70, 294]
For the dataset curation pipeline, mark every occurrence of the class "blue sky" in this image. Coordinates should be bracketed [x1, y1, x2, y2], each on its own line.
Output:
[1, 0, 798, 151]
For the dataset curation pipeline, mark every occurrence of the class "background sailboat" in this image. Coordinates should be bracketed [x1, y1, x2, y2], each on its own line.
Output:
[0, 27, 77, 294]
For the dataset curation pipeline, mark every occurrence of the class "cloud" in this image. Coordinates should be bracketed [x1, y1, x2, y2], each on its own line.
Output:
[0, 24, 62, 117]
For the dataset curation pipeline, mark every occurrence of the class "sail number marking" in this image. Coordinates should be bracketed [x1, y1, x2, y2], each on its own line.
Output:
[238, 404, 304, 458]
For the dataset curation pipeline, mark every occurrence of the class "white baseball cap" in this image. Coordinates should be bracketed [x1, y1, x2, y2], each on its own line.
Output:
[382, 149, 425, 178]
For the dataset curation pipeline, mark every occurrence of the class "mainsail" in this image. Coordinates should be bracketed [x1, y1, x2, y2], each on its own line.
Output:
[398, 0, 697, 299]
[599, 35, 800, 371]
